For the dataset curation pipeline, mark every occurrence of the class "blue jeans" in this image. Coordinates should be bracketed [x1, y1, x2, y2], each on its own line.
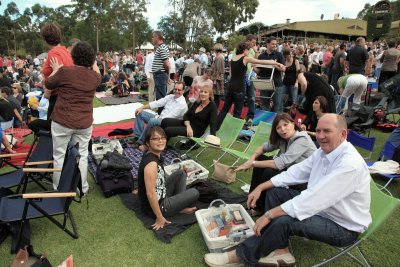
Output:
[133, 110, 161, 145]
[235, 187, 359, 266]
[245, 74, 256, 120]
[282, 84, 298, 105]
[216, 90, 244, 130]
[260, 85, 285, 112]
[153, 71, 168, 100]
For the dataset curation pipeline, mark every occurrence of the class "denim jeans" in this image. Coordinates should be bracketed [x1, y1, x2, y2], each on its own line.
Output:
[133, 110, 160, 145]
[153, 71, 168, 100]
[216, 90, 244, 130]
[282, 84, 298, 105]
[245, 74, 256, 120]
[160, 169, 199, 217]
[260, 85, 285, 112]
[235, 187, 359, 266]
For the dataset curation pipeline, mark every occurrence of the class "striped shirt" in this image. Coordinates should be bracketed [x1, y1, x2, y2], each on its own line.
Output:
[151, 43, 169, 73]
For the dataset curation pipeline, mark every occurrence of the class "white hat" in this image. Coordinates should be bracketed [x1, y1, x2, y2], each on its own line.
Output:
[204, 135, 220, 147]
[199, 47, 206, 53]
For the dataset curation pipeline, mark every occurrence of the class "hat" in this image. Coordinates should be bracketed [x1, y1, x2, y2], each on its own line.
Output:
[199, 47, 206, 53]
[204, 135, 220, 147]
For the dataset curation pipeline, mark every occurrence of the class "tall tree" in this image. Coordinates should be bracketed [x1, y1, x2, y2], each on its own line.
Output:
[4, 2, 20, 55]
[357, 3, 373, 20]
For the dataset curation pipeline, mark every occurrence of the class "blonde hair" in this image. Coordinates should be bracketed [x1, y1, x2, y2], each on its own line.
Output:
[199, 84, 214, 102]
[213, 43, 223, 52]
[12, 83, 22, 93]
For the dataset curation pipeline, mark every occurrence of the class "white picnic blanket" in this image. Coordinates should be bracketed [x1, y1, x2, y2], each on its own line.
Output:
[93, 103, 142, 125]
[368, 160, 399, 174]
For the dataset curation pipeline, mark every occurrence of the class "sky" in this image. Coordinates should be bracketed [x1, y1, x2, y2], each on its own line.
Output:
[1, 0, 380, 32]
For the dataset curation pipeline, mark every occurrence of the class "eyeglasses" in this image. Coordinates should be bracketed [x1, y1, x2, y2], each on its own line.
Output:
[150, 136, 167, 142]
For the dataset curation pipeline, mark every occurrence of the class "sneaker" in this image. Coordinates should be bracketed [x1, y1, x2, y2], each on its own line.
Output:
[258, 251, 296, 267]
[204, 252, 243, 267]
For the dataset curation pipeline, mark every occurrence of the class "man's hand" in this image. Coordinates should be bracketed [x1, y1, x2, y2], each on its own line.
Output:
[247, 187, 261, 210]
[135, 107, 143, 116]
[253, 215, 270, 236]
[275, 63, 286, 72]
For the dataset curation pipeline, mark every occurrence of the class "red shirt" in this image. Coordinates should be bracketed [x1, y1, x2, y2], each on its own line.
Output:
[42, 46, 73, 78]
[136, 54, 143, 65]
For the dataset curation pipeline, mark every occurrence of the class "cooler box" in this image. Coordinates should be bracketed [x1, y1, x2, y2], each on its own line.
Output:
[195, 200, 255, 252]
[164, 159, 209, 184]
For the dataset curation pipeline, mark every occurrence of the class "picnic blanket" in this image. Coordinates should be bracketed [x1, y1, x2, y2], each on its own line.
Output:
[2, 143, 32, 166]
[91, 121, 134, 138]
[119, 180, 247, 243]
[4, 128, 32, 144]
[95, 91, 140, 98]
[93, 103, 142, 124]
[97, 95, 145, 105]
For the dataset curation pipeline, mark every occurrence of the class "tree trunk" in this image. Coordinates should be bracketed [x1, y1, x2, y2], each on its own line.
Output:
[132, 12, 136, 50]
[13, 29, 17, 56]
[96, 20, 100, 52]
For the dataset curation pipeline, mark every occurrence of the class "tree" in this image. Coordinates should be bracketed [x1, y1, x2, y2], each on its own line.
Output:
[4, 2, 20, 55]
[357, 3, 373, 20]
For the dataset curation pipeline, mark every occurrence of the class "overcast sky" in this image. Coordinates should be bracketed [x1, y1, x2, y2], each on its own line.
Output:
[2, 0, 380, 31]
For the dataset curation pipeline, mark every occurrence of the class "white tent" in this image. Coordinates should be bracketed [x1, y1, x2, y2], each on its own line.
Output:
[135, 42, 154, 50]
[168, 43, 183, 50]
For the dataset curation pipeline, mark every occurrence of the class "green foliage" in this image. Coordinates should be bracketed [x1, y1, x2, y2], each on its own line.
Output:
[367, 12, 393, 40]
[226, 33, 245, 51]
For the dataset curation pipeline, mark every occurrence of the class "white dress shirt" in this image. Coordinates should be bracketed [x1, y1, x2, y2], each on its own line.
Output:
[271, 141, 371, 233]
[144, 52, 154, 77]
[148, 94, 188, 120]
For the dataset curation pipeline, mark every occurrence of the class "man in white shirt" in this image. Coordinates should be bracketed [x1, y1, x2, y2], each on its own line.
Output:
[133, 81, 187, 151]
[144, 50, 155, 102]
[204, 114, 371, 267]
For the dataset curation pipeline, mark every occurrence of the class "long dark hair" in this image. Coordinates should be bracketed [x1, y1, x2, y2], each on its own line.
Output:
[310, 96, 328, 122]
[269, 113, 300, 145]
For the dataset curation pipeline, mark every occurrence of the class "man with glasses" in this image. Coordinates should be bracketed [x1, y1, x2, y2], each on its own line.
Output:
[133, 82, 187, 151]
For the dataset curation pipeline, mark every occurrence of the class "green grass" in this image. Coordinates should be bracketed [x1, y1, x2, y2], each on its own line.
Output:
[1, 105, 399, 266]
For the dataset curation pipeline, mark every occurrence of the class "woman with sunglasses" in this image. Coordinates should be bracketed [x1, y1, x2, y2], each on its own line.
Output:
[138, 126, 199, 230]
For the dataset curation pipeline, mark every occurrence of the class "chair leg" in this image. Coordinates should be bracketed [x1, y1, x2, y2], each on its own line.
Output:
[311, 240, 365, 267]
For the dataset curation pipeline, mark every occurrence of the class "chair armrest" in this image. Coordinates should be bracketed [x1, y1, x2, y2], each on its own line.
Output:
[23, 168, 62, 173]
[22, 192, 77, 199]
[0, 152, 28, 158]
[24, 160, 54, 166]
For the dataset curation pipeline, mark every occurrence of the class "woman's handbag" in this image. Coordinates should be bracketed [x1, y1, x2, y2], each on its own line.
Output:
[212, 160, 236, 184]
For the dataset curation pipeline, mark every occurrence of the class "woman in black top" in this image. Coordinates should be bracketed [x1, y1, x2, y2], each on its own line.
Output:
[137, 126, 199, 230]
[282, 47, 301, 107]
[300, 95, 328, 145]
[215, 41, 284, 130]
[161, 84, 217, 139]
[0, 92, 16, 153]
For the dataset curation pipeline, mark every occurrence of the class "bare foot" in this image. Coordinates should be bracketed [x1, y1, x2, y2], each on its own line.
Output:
[180, 207, 197, 214]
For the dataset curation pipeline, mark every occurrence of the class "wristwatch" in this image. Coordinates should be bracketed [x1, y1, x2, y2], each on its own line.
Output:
[264, 211, 272, 221]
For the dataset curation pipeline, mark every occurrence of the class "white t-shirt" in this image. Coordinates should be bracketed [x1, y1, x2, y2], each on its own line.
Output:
[168, 57, 176, 74]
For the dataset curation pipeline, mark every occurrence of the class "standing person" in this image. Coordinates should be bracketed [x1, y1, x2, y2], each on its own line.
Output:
[136, 50, 144, 66]
[282, 47, 301, 108]
[336, 74, 368, 113]
[182, 59, 201, 87]
[199, 47, 208, 74]
[311, 46, 321, 73]
[217, 42, 284, 130]
[374, 49, 383, 81]
[151, 31, 170, 100]
[96, 52, 106, 77]
[44, 41, 101, 195]
[346, 37, 369, 75]
[331, 44, 347, 92]
[168, 52, 176, 81]
[211, 43, 225, 108]
[144, 50, 155, 102]
[41, 23, 74, 120]
[204, 114, 371, 267]
[1, 87, 23, 127]
[379, 40, 400, 86]
[254, 37, 286, 112]
[11, 83, 23, 104]
[322, 46, 333, 76]
[295, 45, 308, 73]
[138, 126, 199, 230]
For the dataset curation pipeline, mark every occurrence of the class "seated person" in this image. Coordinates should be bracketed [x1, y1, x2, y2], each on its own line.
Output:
[161, 84, 217, 140]
[205, 114, 371, 267]
[188, 68, 213, 103]
[28, 87, 51, 134]
[138, 126, 199, 230]
[134, 82, 187, 151]
[12, 83, 24, 104]
[1, 86, 23, 127]
[235, 113, 316, 213]
[300, 96, 328, 145]
[111, 72, 135, 95]
[0, 123, 16, 153]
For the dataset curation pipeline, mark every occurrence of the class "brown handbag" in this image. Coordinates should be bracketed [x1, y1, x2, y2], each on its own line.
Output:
[212, 160, 236, 184]
[10, 246, 29, 267]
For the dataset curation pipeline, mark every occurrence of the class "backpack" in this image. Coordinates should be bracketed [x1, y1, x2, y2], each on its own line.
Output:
[187, 180, 218, 203]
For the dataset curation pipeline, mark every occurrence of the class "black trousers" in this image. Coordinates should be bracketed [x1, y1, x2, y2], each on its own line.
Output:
[47, 94, 57, 120]
[161, 118, 203, 140]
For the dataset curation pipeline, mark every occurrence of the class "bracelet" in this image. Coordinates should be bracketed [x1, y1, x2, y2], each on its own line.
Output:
[263, 211, 272, 220]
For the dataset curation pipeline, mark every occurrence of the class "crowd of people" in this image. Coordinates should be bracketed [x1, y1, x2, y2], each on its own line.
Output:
[2, 25, 399, 266]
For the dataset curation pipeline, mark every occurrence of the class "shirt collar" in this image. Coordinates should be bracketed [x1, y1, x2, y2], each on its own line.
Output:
[323, 140, 348, 163]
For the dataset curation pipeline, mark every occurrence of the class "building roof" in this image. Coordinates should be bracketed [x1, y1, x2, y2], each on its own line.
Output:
[263, 19, 367, 37]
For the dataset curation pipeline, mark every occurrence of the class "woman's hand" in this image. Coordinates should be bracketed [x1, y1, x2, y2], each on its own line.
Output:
[186, 125, 194, 137]
[247, 187, 261, 210]
[235, 160, 253, 172]
[152, 216, 171, 230]
[49, 58, 63, 73]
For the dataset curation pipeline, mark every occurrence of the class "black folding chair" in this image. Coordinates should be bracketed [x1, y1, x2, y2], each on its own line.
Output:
[0, 130, 53, 193]
[0, 141, 81, 249]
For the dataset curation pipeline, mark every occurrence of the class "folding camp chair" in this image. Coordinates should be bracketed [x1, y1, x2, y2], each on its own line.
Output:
[181, 114, 245, 160]
[311, 180, 400, 266]
[252, 65, 275, 105]
[0, 130, 53, 193]
[347, 130, 376, 161]
[367, 141, 400, 195]
[216, 121, 278, 166]
[0, 141, 81, 249]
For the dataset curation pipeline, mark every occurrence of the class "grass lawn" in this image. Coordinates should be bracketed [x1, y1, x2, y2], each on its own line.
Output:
[0, 100, 399, 266]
